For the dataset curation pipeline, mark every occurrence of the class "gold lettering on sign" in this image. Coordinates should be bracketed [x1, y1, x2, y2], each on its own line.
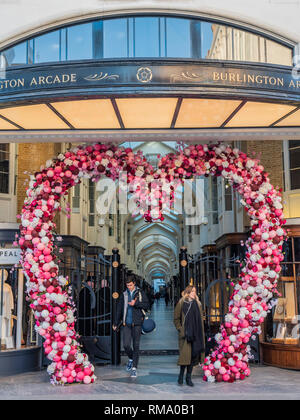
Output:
[0, 78, 25, 89]
[213, 71, 284, 87]
[30, 73, 77, 86]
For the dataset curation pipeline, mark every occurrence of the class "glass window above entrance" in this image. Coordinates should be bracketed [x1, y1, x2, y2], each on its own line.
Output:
[1, 15, 293, 67]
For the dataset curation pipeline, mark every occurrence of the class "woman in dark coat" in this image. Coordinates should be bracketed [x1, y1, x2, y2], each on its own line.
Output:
[174, 285, 205, 386]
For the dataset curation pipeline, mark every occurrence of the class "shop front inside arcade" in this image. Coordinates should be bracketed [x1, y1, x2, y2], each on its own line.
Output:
[1, 12, 300, 376]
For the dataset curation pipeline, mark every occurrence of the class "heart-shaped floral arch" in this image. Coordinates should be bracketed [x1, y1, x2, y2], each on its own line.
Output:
[18, 141, 286, 385]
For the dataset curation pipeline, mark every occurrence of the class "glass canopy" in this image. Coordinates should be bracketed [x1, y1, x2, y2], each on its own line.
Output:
[1, 15, 293, 67]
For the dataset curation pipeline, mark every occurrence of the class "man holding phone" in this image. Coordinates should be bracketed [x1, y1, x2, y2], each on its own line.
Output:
[113, 277, 149, 378]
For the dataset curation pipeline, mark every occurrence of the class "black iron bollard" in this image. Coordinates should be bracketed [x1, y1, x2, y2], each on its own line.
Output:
[179, 246, 189, 294]
[111, 248, 121, 365]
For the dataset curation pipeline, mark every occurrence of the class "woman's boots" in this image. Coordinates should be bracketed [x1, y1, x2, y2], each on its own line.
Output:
[178, 365, 194, 386]
[186, 365, 194, 387]
[178, 366, 186, 385]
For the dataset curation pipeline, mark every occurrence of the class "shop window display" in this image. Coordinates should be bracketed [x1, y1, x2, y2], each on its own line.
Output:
[266, 236, 300, 345]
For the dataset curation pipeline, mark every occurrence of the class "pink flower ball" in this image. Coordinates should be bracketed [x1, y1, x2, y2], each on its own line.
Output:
[67, 376, 74, 384]
[83, 376, 92, 384]
[37, 243, 45, 251]
[63, 369, 71, 377]
[43, 247, 51, 255]
[56, 314, 65, 323]
[223, 374, 230, 382]
[77, 371, 84, 381]
[57, 341, 64, 350]
[84, 367, 91, 376]
[232, 318, 239, 327]
[53, 307, 61, 315]
[228, 346, 235, 354]
[43, 263, 51, 272]
[45, 346, 52, 355]
[219, 367, 226, 375]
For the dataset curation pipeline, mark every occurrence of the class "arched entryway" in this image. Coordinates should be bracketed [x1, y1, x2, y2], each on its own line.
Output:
[0, 11, 298, 384]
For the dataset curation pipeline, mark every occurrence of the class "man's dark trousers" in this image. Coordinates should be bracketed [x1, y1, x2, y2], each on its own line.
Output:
[123, 324, 142, 368]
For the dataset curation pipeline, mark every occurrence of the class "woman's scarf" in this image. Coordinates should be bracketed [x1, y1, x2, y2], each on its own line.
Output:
[183, 299, 205, 359]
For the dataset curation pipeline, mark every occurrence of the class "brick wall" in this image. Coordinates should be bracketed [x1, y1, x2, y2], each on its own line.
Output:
[246, 140, 283, 190]
[17, 142, 62, 230]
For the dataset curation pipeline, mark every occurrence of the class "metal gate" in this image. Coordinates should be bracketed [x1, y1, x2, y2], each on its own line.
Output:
[68, 253, 113, 364]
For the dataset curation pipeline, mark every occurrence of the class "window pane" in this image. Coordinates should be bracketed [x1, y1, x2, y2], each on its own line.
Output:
[134, 17, 159, 57]
[225, 185, 233, 211]
[266, 39, 292, 66]
[67, 23, 93, 60]
[0, 144, 9, 194]
[3, 42, 27, 66]
[283, 238, 293, 262]
[103, 18, 128, 58]
[166, 18, 191, 58]
[205, 24, 232, 60]
[289, 140, 300, 149]
[201, 22, 214, 59]
[289, 148, 300, 169]
[34, 31, 60, 63]
[294, 238, 300, 262]
[291, 169, 300, 190]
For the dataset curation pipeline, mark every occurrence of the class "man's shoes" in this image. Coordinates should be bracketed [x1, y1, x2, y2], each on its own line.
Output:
[130, 368, 137, 378]
[126, 359, 133, 372]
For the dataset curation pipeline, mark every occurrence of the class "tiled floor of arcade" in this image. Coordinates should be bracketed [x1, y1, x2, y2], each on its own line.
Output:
[1, 357, 300, 400]
[1, 300, 300, 400]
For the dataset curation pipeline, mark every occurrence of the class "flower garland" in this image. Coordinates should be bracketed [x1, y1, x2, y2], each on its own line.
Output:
[19, 142, 286, 385]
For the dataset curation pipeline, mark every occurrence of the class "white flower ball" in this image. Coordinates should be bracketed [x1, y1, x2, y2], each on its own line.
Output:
[228, 358, 235, 366]
[214, 361, 221, 370]
[268, 271, 276, 278]
[63, 345, 71, 353]
[41, 322, 50, 330]
[60, 322, 67, 332]
[53, 322, 60, 331]
[247, 287, 255, 295]
[22, 219, 30, 227]
[41, 310, 49, 318]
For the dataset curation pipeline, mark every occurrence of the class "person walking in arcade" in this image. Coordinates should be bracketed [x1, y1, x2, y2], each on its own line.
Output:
[174, 285, 205, 386]
[113, 277, 149, 378]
